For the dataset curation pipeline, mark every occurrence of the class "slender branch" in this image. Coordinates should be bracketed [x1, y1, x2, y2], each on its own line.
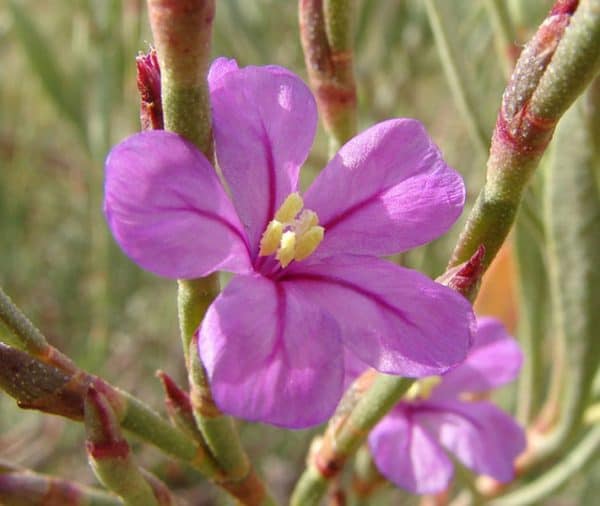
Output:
[299, 0, 357, 154]
[424, 0, 489, 156]
[449, 0, 600, 273]
[145, 5, 272, 502]
[84, 386, 162, 506]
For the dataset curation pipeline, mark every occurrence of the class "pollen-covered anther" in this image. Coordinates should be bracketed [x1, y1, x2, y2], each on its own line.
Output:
[276, 231, 296, 268]
[259, 193, 325, 267]
[275, 192, 304, 223]
[294, 226, 324, 261]
[259, 220, 283, 256]
[405, 376, 442, 401]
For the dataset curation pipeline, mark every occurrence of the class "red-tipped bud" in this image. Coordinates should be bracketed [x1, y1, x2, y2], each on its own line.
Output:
[156, 370, 200, 437]
[84, 385, 129, 460]
[136, 48, 163, 130]
[438, 245, 486, 300]
[496, 1, 579, 154]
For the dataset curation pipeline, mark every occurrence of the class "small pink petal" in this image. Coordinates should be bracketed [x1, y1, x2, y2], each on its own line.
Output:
[434, 317, 523, 397]
[416, 400, 526, 483]
[369, 407, 454, 494]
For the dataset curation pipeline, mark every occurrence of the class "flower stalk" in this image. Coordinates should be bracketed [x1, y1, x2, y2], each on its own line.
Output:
[449, 0, 600, 273]
[299, 0, 357, 153]
[145, 3, 274, 502]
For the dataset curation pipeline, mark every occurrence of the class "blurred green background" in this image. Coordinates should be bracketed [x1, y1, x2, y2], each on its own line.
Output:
[3, 0, 596, 504]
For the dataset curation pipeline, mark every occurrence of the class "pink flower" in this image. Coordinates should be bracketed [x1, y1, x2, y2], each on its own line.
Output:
[366, 318, 525, 494]
[103, 59, 474, 428]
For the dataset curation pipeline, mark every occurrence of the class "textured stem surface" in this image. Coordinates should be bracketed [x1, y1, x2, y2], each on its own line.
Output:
[299, 0, 357, 153]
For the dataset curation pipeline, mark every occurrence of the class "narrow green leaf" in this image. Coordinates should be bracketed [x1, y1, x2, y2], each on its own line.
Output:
[8, 0, 86, 138]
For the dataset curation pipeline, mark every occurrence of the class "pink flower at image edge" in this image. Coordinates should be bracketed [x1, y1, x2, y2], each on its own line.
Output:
[103, 58, 475, 428]
[367, 317, 526, 494]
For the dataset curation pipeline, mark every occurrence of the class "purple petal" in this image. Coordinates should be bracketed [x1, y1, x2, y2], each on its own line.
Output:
[416, 400, 526, 483]
[209, 64, 318, 254]
[104, 131, 251, 278]
[369, 407, 454, 494]
[434, 317, 523, 398]
[198, 274, 343, 428]
[207, 57, 239, 87]
[304, 119, 465, 258]
[284, 255, 475, 377]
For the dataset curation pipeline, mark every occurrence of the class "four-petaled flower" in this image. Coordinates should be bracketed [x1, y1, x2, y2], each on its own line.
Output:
[364, 317, 525, 494]
[104, 58, 475, 428]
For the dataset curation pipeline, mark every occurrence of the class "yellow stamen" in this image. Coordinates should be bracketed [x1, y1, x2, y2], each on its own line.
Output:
[259, 220, 283, 256]
[294, 226, 325, 261]
[275, 193, 304, 223]
[276, 231, 296, 268]
[295, 210, 319, 235]
[258, 192, 325, 267]
[405, 376, 442, 401]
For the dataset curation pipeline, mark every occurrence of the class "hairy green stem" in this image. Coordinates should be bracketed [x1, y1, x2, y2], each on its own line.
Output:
[424, 0, 489, 156]
[299, 0, 357, 154]
[85, 387, 161, 506]
[449, 0, 600, 273]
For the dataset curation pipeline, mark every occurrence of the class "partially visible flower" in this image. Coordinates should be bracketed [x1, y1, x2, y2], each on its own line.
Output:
[104, 58, 475, 428]
[365, 318, 525, 494]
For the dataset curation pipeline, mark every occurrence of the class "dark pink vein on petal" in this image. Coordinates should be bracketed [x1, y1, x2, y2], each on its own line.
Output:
[156, 205, 251, 257]
[266, 283, 287, 363]
[281, 272, 418, 330]
[321, 189, 388, 232]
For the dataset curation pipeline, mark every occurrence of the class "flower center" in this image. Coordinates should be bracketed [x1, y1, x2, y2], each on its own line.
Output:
[258, 192, 324, 268]
[404, 376, 442, 401]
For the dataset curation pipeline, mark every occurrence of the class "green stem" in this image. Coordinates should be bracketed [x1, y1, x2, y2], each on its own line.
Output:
[299, 0, 357, 154]
[85, 387, 161, 506]
[449, 0, 600, 273]
[424, 0, 489, 156]
[145, 3, 274, 503]
[0, 286, 51, 356]
[490, 426, 600, 505]
[290, 374, 412, 506]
